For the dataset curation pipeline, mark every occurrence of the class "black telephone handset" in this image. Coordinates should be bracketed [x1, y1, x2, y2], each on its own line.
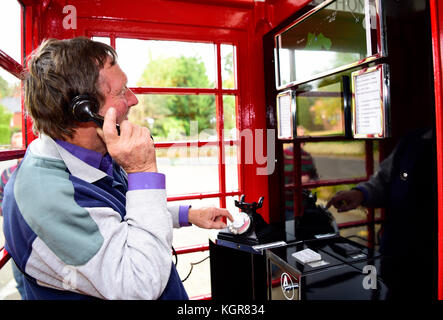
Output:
[70, 94, 121, 135]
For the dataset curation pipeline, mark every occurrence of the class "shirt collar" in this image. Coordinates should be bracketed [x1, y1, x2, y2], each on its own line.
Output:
[55, 139, 114, 177]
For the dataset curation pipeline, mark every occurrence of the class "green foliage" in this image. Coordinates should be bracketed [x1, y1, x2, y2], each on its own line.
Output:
[312, 184, 357, 203]
[136, 55, 217, 138]
[0, 104, 13, 144]
[0, 75, 14, 144]
[222, 52, 236, 132]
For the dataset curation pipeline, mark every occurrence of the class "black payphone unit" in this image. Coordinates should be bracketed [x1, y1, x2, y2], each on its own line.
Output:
[210, 194, 388, 300]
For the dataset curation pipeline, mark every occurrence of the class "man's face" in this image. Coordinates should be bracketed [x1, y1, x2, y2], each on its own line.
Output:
[98, 58, 138, 124]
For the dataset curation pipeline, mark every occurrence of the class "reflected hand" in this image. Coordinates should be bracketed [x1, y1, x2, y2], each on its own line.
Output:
[325, 189, 364, 212]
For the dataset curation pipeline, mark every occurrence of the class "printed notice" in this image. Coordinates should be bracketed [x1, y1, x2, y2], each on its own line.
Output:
[278, 93, 293, 138]
[354, 69, 383, 135]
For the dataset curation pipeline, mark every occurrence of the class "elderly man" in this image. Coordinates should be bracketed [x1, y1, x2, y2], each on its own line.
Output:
[2, 37, 233, 300]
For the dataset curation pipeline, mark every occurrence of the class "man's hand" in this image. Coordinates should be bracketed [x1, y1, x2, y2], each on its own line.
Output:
[188, 207, 234, 229]
[97, 107, 157, 173]
[325, 189, 364, 212]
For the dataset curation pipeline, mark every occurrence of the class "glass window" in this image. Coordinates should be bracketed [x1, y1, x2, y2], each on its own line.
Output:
[221, 44, 236, 89]
[116, 38, 216, 88]
[309, 184, 382, 247]
[309, 183, 366, 218]
[223, 95, 236, 140]
[225, 144, 239, 192]
[172, 197, 221, 297]
[129, 94, 216, 142]
[92, 36, 111, 46]
[0, 0, 22, 64]
[0, 0, 23, 152]
[0, 69, 22, 150]
[283, 142, 296, 220]
[295, 72, 349, 138]
[157, 145, 219, 196]
[120, 39, 240, 213]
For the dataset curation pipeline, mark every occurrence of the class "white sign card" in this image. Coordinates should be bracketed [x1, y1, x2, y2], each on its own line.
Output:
[277, 91, 293, 139]
[354, 68, 383, 136]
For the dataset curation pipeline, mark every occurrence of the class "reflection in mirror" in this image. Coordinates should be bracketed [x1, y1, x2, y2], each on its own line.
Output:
[302, 141, 366, 180]
[283, 142, 320, 220]
[308, 184, 382, 247]
[296, 76, 345, 137]
[276, 0, 381, 86]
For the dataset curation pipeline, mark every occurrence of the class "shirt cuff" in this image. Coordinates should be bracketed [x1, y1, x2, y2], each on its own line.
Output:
[179, 205, 192, 227]
[127, 172, 165, 190]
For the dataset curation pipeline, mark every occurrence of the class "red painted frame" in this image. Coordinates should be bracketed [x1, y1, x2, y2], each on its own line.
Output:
[430, 0, 443, 301]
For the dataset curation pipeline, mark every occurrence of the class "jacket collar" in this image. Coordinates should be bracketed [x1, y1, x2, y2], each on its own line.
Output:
[28, 134, 108, 183]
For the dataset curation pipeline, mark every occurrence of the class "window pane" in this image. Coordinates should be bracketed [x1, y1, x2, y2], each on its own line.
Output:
[295, 73, 346, 137]
[129, 94, 216, 142]
[223, 95, 237, 140]
[302, 141, 366, 180]
[0, 259, 21, 299]
[373, 140, 380, 172]
[92, 36, 111, 46]
[0, 68, 22, 151]
[283, 142, 295, 220]
[0, 0, 21, 64]
[308, 184, 378, 245]
[116, 38, 216, 88]
[225, 144, 239, 192]
[171, 197, 220, 298]
[221, 44, 236, 89]
[157, 145, 219, 195]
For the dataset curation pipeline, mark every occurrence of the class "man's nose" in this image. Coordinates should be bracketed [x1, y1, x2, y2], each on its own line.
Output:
[127, 89, 138, 107]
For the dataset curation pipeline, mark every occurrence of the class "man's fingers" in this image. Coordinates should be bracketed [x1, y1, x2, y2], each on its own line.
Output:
[102, 107, 119, 141]
[96, 127, 105, 141]
[326, 194, 345, 209]
[210, 219, 228, 229]
[215, 208, 234, 222]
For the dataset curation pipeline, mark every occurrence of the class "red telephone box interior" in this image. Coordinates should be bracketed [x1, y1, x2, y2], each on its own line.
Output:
[1, 0, 443, 300]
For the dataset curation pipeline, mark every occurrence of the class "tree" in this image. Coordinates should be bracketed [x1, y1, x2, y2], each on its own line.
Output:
[135, 55, 216, 139]
[0, 75, 11, 99]
[221, 52, 236, 134]
[0, 104, 12, 144]
[0, 75, 14, 144]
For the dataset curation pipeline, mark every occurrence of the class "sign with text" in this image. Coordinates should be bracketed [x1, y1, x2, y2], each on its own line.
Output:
[351, 64, 390, 138]
[277, 90, 295, 139]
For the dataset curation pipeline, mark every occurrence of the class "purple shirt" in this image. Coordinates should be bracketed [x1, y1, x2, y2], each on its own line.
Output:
[55, 140, 191, 226]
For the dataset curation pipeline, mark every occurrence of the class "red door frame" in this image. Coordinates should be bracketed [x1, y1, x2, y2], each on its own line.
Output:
[430, 0, 443, 301]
